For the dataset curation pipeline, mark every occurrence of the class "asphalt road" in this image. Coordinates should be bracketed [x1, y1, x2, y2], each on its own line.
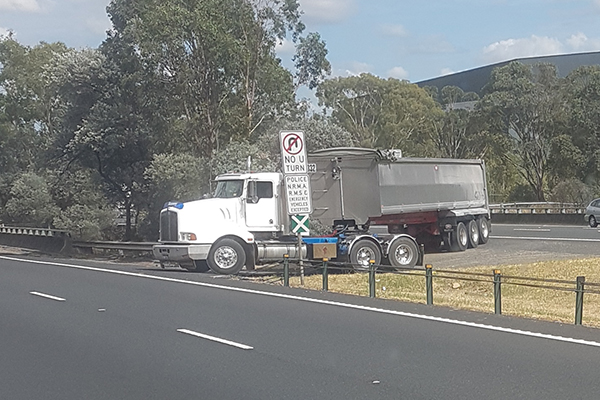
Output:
[2, 254, 600, 399]
[425, 223, 600, 268]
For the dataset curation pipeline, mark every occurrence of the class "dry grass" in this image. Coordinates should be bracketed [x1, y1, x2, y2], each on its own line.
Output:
[284, 258, 600, 327]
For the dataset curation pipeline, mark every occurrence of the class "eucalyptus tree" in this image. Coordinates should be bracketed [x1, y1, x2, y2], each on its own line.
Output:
[0, 38, 69, 177]
[564, 65, 600, 195]
[479, 62, 568, 201]
[293, 32, 331, 91]
[427, 86, 484, 159]
[316, 73, 442, 155]
[105, 0, 327, 159]
[0, 37, 78, 222]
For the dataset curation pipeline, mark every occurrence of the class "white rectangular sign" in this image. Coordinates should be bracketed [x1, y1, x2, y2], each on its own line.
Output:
[285, 174, 313, 215]
[280, 131, 308, 174]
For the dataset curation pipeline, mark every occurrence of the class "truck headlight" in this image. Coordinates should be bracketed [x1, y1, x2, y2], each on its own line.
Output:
[180, 232, 197, 241]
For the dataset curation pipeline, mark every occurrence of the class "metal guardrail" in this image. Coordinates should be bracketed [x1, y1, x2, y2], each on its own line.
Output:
[275, 258, 599, 326]
[489, 202, 585, 214]
[72, 241, 156, 252]
[0, 226, 155, 254]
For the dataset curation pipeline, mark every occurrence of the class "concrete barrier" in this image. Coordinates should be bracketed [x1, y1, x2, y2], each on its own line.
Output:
[0, 227, 72, 254]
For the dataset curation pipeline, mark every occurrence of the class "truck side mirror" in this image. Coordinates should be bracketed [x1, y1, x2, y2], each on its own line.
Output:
[246, 181, 259, 204]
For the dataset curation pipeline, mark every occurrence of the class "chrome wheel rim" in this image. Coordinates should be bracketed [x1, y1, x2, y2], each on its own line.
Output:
[214, 246, 238, 269]
[459, 227, 468, 247]
[356, 247, 376, 267]
[480, 221, 489, 239]
[394, 244, 413, 265]
[470, 223, 479, 242]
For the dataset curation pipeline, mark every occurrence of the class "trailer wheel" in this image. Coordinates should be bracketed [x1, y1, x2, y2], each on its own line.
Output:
[207, 238, 246, 274]
[477, 217, 490, 244]
[349, 240, 381, 271]
[467, 220, 479, 248]
[388, 237, 418, 268]
[449, 222, 468, 252]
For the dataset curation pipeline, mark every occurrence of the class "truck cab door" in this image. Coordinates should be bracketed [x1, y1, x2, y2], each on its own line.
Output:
[245, 180, 280, 231]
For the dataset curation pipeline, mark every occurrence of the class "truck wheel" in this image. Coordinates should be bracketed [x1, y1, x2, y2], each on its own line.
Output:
[589, 215, 598, 228]
[449, 222, 468, 252]
[467, 220, 479, 248]
[349, 240, 381, 271]
[207, 239, 246, 274]
[388, 237, 418, 268]
[478, 217, 490, 244]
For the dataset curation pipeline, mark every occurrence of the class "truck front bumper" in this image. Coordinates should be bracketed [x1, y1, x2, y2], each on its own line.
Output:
[152, 243, 212, 263]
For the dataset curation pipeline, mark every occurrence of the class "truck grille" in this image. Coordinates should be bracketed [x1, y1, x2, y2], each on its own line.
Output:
[159, 210, 178, 241]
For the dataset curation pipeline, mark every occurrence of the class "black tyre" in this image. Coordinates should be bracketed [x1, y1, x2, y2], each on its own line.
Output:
[589, 215, 598, 228]
[207, 239, 246, 274]
[388, 237, 418, 268]
[467, 220, 479, 249]
[449, 222, 468, 252]
[349, 239, 382, 271]
[477, 217, 490, 244]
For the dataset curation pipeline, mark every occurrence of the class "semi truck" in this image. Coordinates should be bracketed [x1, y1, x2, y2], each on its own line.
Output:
[152, 147, 491, 274]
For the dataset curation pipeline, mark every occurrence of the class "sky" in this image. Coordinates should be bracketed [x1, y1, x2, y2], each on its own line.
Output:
[2, 0, 600, 83]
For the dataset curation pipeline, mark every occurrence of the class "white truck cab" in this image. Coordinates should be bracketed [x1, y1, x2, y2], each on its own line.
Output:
[153, 172, 286, 274]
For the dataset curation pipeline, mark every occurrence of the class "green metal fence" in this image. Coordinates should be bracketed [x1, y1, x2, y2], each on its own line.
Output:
[276, 256, 600, 326]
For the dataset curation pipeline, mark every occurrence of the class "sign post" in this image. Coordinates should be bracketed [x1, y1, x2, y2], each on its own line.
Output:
[280, 130, 312, 284]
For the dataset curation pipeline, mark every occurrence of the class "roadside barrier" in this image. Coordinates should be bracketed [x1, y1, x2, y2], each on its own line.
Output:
[0, 226, 72, 253]
[275, 257, 600, 326]
[490, 202, 587, 225]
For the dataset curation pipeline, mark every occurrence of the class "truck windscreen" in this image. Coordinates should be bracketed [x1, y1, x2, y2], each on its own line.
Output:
[213, 180, 244, 198]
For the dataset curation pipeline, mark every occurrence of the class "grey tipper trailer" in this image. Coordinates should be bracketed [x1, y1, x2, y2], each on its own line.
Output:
[308, 147, 491, 253]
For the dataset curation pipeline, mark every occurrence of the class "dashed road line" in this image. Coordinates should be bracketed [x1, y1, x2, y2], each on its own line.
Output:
[29, 291, 66, 302]
[177, 329, 253, 350]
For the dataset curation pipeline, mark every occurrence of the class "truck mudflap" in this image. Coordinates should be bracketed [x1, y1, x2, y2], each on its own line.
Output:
[152, 243, 211, 262]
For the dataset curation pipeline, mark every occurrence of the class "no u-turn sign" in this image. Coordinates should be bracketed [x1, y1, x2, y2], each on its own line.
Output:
[280, 131, 308, 174]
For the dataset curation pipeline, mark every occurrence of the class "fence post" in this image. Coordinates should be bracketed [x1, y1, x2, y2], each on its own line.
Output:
[283, 254, 289, 287]
[425, 264, 433, 305]
[493, 270, 502, 315]
[575, 276, 585, 325]
[322, 258, 329, 292]
[369, 260, 376, 298]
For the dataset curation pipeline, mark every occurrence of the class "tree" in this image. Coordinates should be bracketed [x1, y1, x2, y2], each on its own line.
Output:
[0, 38, 69, 179]
[105, 0, 307, 157]
[141, 153, 211, 240]
[49, 168, 115, 240]
[59, 47, 157, 240]
[4, 172, 59, 226]
[316, 74, 442, 155]
[480, 62, 568, 201]
[565, 65, 600, 193]
[293, 32, 331, 91]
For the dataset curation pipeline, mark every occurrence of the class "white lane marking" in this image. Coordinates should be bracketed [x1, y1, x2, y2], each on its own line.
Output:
[177, 329, 253, 350]
[513, 228, 552, 232]
[30, 291, 66, 302]
[3, 255, 600, 349]
[492, 235, 600, 242]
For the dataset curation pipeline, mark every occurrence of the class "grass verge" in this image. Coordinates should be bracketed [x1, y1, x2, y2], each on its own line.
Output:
[281, 257, 600, 328]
